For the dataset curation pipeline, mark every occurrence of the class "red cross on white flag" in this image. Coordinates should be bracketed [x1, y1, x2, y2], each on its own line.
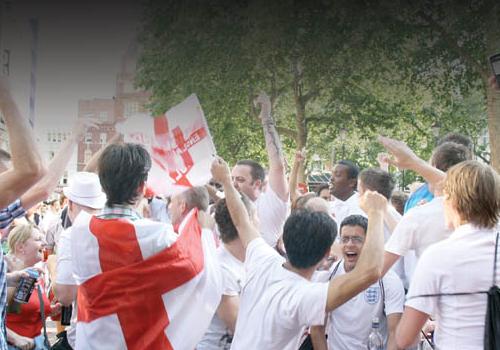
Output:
[117, 94, 216, 196]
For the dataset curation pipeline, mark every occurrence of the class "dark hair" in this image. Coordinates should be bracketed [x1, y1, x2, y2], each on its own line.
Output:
[283, 210, 337, 269]
[340, 215, 368, 235]
[359, 168, 395, 200]
[438, 132, 473, 151]
[315, 184, 330, 196]
[214, 194, 253, 243]
[390, 191, 408, 216]
[182, 186, 209, 212]
[338, 160, 359, 180]
[98, 143, 151, 207]
[431, 142, 472, 172]
[236, 159, 265, 182]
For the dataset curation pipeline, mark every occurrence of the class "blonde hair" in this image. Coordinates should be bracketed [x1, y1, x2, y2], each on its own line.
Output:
[444, 161, 500, 229]
[8, 223, 36, 254]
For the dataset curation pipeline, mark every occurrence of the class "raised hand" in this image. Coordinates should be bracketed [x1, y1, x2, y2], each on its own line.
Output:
[210, 157, 231, 186]
[377, 152, 390, 172]
[72, 118, 99, 141]
[254, 92, 272, 122]
[359, 190, 387, 215]
[378, 136, 421, 170]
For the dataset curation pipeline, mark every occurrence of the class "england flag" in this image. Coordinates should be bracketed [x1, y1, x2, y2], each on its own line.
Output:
[71, 208, 222, 349]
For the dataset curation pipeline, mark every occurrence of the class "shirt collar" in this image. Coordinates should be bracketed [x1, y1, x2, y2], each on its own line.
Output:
[450, 223, 494, 240]
[98, 204, 142, 221]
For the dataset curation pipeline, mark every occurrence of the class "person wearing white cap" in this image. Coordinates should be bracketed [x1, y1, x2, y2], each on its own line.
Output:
[47, 172, 106, 350]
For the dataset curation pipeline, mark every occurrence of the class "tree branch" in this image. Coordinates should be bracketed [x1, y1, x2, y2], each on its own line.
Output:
[276, 126, 298, 139]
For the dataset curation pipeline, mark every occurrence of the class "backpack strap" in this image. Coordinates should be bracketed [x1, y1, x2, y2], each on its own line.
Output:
[378, 278, 385, 315]
[492, 232, 499, 286]
[328, 260, 343, 280]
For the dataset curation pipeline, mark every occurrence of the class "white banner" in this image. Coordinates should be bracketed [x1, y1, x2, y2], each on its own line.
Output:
[117, 94, 216, 195]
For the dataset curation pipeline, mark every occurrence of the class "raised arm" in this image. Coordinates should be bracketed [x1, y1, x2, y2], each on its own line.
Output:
[20, 119, 93, 210]
[255, 93, 289, 202]
[289, 148, 305, 205]
[211, 157, 260, 248]
[326, 191, 386, 311]
[83, 131, 121, 173]
[378, 136, 445, 189]
[0, 78, 45, 208]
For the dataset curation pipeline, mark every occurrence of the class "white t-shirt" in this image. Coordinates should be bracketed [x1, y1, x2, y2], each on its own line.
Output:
[231, 238, 328, 350]
[56, 227, 78, 348]
[329, 192, 366, 227]
[385, 197, 451, 259]
[406, 224, 499, 350]
[315, 261, 405, 350]
[255, 187, 289, 247]
[197, 246, 244, 350]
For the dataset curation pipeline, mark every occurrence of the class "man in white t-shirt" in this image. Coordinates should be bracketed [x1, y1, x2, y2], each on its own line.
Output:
[231, 93, 289, 248]
[211, 157, 387, 350]
[329, 160, 365, 225]
[48, 172, 107, 349]
[197, 195, 257, 350]
[311, 215, 405, 350]
[380, 139, 472, 277]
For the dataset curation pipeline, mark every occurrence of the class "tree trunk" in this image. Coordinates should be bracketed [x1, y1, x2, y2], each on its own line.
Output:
[485, 3, 500, 173]
[486, 86, 500, 172]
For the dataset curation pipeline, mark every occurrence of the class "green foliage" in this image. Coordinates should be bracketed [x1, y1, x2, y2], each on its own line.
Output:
[137, 0, 491, 186]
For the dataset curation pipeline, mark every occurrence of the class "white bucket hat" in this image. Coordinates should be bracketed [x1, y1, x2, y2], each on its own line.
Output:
[63, 172, 106, 209]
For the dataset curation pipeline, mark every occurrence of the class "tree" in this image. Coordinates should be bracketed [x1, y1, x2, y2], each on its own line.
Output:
[137, 0, 492, 183]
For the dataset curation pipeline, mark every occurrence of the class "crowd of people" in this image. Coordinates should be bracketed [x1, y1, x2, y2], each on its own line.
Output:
[0, 74, 498, 350]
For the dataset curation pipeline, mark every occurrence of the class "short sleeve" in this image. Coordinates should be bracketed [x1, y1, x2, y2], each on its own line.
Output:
[0, 199, 26, 229]
[385, 215, 417, 256]
[56, 230, 76, 285]
[256, 188, 289, 247]
[405, 248, 439, 316]
[245, 238, 283, 277]
[220, 267, 241, 296]
[295, 282, 329, 326]
[382, 272, 405, 316]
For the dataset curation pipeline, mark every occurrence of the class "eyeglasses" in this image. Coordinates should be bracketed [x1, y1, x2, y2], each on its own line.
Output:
[340, 236, 364, 244]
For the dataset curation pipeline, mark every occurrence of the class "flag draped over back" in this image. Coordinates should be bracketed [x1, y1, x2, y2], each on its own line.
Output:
[117, 94, 216, 196]
[72, 209, 222, 350]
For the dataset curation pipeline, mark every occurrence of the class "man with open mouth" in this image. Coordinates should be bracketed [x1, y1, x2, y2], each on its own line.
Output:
[311, 215, 405, 350]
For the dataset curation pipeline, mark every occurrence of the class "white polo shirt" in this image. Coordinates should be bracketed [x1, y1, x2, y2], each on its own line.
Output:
[231, 238, 328, 350]
[406, 224, 499, 349]
[385, 197, 452, 259]
[197, 245, 244, 350]
[255, 187, 289, 247]
[315, 261, 405, 350]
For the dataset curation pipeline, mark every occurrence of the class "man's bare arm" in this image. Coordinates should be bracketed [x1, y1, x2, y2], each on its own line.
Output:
[378, 136, 445, 189]
[211, 157, 259, 248]
[20, 119, 92, 210]
[83, 131, 121, 173]
[387, 313, 403, 350]
[255, 93, 288, 201]
[326, 191, 386, 311]
[309, 325, 328, 350]
[289, 149, 305, 205]
[0, 79, 45, 207]
[216, 295, 240, 333]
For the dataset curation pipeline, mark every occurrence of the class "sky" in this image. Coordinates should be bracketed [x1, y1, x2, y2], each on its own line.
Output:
[1, 0, 141, 132]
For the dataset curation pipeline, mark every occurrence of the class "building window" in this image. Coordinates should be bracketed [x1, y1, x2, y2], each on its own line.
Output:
[100, 132, 107, 144]
[99, 111, 108, 120]
[84, 149, 92, 164]
[85, 132, 92, 144]
[124, 101, 139, 117]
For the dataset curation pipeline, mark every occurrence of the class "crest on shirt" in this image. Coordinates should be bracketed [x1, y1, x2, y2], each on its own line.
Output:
[364, 286, 380, 304]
